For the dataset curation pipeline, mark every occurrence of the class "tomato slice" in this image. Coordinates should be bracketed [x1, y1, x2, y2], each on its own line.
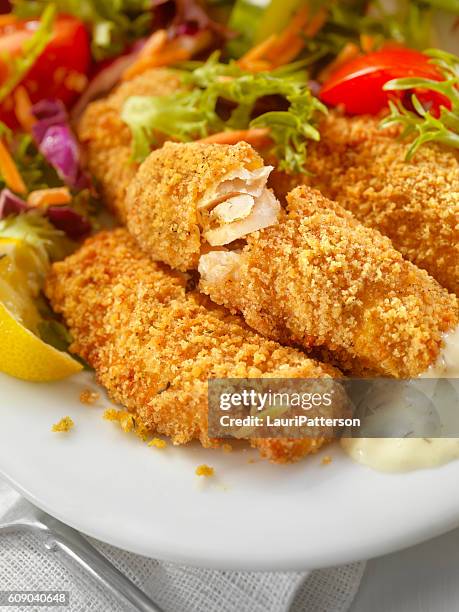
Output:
[0, 15, 91, 127]
[319, 47, 446, 116]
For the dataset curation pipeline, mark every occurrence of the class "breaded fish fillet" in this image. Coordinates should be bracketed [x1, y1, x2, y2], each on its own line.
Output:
[302, 114, 459, 295]
[77, 68, 183, 222]
[45, 229, 341, 463]
[125, 142, 458, 377]
[200, 187, 458, 377]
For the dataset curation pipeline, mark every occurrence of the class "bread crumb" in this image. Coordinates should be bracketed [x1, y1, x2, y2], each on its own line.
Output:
[80, 389, 100, 405]
[103, 408, 119, 421]
[103, 407, 135, 432]
[222, 443, 233, 453]
[148, 437, 167, 449]
[103, 407, 150, 439]
[321, 455, 332, 465]
[52, 416, 74, 432]
[195, 464, 214, 477]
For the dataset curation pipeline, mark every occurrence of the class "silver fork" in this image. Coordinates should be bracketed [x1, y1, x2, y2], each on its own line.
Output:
[0, 478, 163, 612]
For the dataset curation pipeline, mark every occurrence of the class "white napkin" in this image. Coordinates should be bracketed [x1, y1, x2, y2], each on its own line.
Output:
[0, 525, 365, 612]
[0, 474, 364, 611]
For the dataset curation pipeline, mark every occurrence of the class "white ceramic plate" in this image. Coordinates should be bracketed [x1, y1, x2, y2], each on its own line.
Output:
[1, 8, 458, 573]
[1, 371, 459, 571]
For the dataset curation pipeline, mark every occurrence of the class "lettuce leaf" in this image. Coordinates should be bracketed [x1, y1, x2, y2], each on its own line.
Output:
[0, 211, 74, 262]
[121, 54, 327, 173]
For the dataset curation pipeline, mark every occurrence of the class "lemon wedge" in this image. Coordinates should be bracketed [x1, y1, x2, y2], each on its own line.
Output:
[0, 237, 82, 382]
[0, 302, 82, 381]
[0, 238, 45, 331]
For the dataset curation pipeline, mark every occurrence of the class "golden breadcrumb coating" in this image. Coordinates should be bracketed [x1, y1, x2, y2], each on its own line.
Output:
[45, 229, 339, 463]
[200, 186, 458, 377]
[126, 141, 265, 271]
[301, 114, 459, 295]
[77, 69, 183, 222]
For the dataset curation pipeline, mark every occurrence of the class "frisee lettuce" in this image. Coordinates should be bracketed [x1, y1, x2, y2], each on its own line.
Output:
[121, 54, 327, 174]
[381, 49, 459, 159]
[0, 4, 56, 103]
[122, 90, 210, 161]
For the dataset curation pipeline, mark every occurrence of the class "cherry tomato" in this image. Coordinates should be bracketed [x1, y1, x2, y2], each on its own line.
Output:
[0, 15, 91, 127]
[320, 47, 447, 116]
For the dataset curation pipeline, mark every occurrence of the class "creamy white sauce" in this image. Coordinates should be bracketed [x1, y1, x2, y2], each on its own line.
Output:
[341, 437, 459, 473]
[341, 326, 459, 472]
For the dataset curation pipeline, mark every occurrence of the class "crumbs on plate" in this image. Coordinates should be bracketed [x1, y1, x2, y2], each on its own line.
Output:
[321, 455, 332, 466]
[103, 407, 150, 440]
[195, 464, 214, 477]
[104, 407, 135, 432]
[52, 416, 74, 433]
[79, 389, 100, 405]
[148, 437, 167, 449]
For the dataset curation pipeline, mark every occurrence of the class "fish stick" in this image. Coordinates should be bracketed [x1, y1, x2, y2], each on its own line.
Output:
[45, 229, 342, 464]
[301, 114, 459, 295]
[77, 68, 183, 222]
[126, 142, 459, 377]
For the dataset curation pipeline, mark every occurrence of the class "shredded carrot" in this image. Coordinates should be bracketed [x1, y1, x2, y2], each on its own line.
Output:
[266, 5, 310, 57]
[304, 7, 328, 37]
[318, 42, 360, 83]
[197, 128, 272, 148]
[284, 4, 310, 35]
[238, 34, 277, 65]
[124, 48, 191, 80]
[27, 187, 71, 208]
[147, 48, 190, 68]
[122, 29, 169, 80]
[138, 29, 168, 59]
[0, 139, 26, 194]
[123, 29, 213, 81]
[239, 5, 327, 72]
[239, 59, 272, 73]
[272, 38, 305, 66]
[14, 86, 36, 132]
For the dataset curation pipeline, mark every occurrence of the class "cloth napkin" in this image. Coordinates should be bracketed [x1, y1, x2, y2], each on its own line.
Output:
[0, 526, 365, 612]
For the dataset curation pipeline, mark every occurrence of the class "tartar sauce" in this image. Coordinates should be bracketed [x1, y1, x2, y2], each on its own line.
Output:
[341, 437, 459, 472]
[341, 326, 459, 472]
